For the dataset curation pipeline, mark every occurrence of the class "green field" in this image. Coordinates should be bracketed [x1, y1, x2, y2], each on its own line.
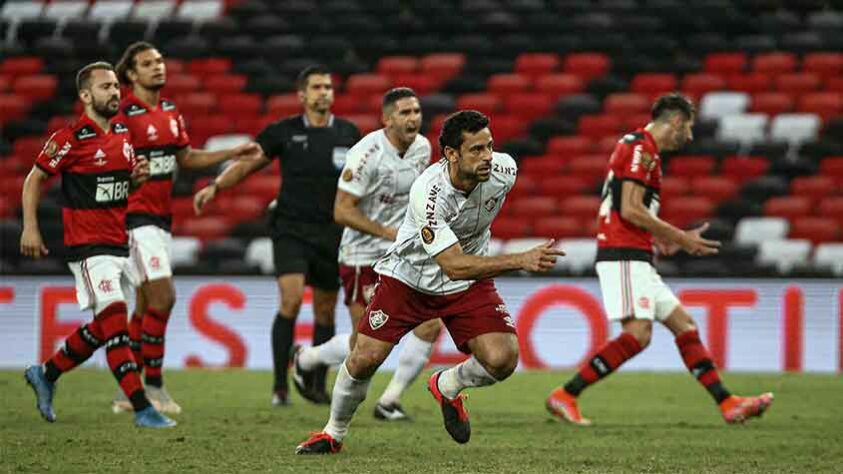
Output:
[2, 369, 842, 473]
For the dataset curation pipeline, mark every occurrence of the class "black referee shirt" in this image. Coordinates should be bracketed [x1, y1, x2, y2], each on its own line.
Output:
[256, 114, 361, 239]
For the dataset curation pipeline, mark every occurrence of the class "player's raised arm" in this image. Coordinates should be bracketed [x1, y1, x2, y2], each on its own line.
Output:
[434, 239, 564, 281]
[20, 166, 50, 258]
[193, 145, 272, 215]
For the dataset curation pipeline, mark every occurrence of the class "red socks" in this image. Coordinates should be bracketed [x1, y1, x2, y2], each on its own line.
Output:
[99, 302, 150, 411]
[128, 311, 144, 371]
[44, 321, 105, 382]
[675, 329, 731, 403]
[141, 307, 171, 387]
[565, 333, 643, 396]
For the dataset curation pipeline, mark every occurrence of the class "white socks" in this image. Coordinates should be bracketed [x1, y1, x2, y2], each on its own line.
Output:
[437, 355, 498, 400]
[299, 333, 351, 371]
[323, 362, 371, 442]
[378, 332, 434, 406]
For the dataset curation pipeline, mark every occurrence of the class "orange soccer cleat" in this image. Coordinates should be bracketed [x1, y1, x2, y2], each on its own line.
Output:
[295, 432, 343, 455]
[427, 371, 471, 444]
[720, 392, 775, 424]
[546, 387, 592, 426]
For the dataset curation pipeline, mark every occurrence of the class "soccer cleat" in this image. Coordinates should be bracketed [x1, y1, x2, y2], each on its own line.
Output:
[427, 371, 471, 444]
[111, 389, 133, 414]
[720, 392, 774, 424]
[271, 388, 289, 407]
[146, 386, 183, 414]
[546, 387, 592, 426]
[24, 365, 56, 423]
[290, 345, 326, 404]
[373, 402, 410, 421]
[295, 432, 342, 455]
[134, 406, 177, 428]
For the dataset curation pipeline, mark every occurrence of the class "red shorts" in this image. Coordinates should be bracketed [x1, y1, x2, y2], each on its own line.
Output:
[339, 264, 379, 307]
[357, 275, 516, 353]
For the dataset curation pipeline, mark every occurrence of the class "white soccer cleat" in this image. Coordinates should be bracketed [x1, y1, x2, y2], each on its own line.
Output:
[111, 389, 133, 414]
[146, 386, 183, 414]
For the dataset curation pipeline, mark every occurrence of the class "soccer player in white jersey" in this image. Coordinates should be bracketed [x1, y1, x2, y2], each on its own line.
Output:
[291, 88, 443, 421]
[296, 110, 565, 454]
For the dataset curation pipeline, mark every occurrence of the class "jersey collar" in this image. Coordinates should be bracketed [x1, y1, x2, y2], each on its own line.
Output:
[77, 112, 110, 135]
[638, 128, 659, 153]
[302, 113, 334, 128]
[123, 90, 158, 111]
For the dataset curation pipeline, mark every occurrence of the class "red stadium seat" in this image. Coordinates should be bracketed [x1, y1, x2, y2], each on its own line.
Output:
[720, 156, 770, 183]
[420, 53, 465, 84]
[563, 53, 610, 81]
[501, 93, 553, 121]
[389, 74, 439, 95]
[0, 75, 9, 92]
[790, 176, 835, 201]
[750, 92, 794, 116]
[537, 176, 592, 197]
[819, 157, 843, 179]
[763, 196, 812, 220]
[704, 53, 747, 75]
[0, 95, 31, 124]
[621, 113, 651, 131]
[789, 217, 839, 243]
[165, 74, 202, 96]
[217, 93, 262, 115]
[533, 217, 582, 238]
[487, 74, 531, 96]
[0, 197, 14, 218]
[775, 73, 821, 95]
[346, 114, 380, 135]
[668, 155, 716, 177]
[165, 58, 185, 74]
[631, 73, 677, 95]
[188, 58, 231, 75]
[177, 92, 217, 117]
[818, 197, 843, 229]
[577, 115, 623, 139]
[12, 74, 57, 101]
[508, 174, 537, 200]
[660, 196, 714, 228]
[752, 52, 797, 75]
[266, 94, 301, 117]
[595, 135, 621, 154]
[345, 74, 391, 96]
[457, 93, 501, 116]
[0, 57, 44, 76]
[12, 136, 45, 159]
[660, 176, 690, 200]
[0, 176, 26, 200]
[203, 74, 247, 95]
[546, 136, 593, 156]
[559, 195, 601, 220]
[487, 116, 525, 143]
[46, 115, 74, 134]
[243, 174, 279, 202]
[798, 92, 843, 122]
[726, 73, 772, 94]
[534, 73, 584, 98]
[509, 196, 557, 218]
[491, 216, 531, 239]
[217, 196, 266, 223]
[179, 217, 231, 241]
[188, 116, 231, 138]
[330, 95, 361, 115]
[515, 53, 561, 79]
[691, 176, 738, 204]
[519, 155, 566, 175]
[603, 93, 649, 114]
[801, 53, 842, 80]
[682, 73, 727, 98]
[376, 56, 419, 75]
[171, 197, 195, 219]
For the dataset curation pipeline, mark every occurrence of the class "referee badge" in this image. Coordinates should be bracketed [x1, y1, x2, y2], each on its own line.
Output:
[332, 147, 349, 170]
[421, 226, 435, 244]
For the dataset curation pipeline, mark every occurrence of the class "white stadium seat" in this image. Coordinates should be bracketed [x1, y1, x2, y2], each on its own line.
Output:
[717, 113, 769, 145]
[769, 113, 821, 146]
[132, 0, 177, 21]
[555, 238, 596, 272]
[734, 217, 789, 246]
[1, 1, 44, 21]
[245, 238, 274, 274]
[699, 92, 749, 120]
[88, 0, 134, 23]
[171, 236, 201, 268]
[813, 243, 843, 276]
[177, 0, 224, 22]
[756, 239, 812, 274]
[43, 0, 88, 21]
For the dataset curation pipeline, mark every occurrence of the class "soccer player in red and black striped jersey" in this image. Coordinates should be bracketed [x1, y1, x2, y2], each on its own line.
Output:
[110, 42, 261, 414]
[20, 62, 175, 428]
[546, 93, 774, 426]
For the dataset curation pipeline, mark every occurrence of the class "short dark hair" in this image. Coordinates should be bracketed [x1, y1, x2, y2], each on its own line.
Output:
[382, 87, 418, 112]
[439, 110, 490, 154]
[76, 61, 115, 93]
[651, 93, 695, 121]
[115, 41, 157, 85]
[297, 65, 331, 90]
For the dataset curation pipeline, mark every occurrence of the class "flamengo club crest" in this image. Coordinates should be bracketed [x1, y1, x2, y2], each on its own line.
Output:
[368, 310, 389, 330]
[147, 124, 158, 141]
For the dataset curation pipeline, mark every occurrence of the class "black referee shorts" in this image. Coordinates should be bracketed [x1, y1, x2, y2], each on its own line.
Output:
[272, 233, 341, 291]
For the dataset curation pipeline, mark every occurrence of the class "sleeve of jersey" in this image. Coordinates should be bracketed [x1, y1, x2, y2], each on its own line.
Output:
[256, 123, 282, 161]
[410, 183, 459, 257]
[614, 142, 650, 185]
[176, 113, 190, 148]
[33, 131, 73, 175]
[336, 146, 371, 197]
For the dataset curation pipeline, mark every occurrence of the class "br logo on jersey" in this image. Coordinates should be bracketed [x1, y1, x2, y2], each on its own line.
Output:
[368, 310, 389, 330]
[420, 226, 435, 244]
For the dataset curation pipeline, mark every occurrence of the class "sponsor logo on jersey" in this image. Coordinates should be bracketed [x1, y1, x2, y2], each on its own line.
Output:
[332, 147, 349, 170]
[49, 142, 72, 168]
[44, 140, 58, 158]
[125, 104, 147, 116]
[93, 148, 107, 166]
[147, 124, 158, 141]
[420, 226, 435, 244]
[95, 176, 130, 202]
[113, 122, 129, 133]
[161, 100, 176, 111]
[342, 168, 353, 182]
[368, 309, 389, 330]
[76, 126, 97, 140]
[425, 184, 441, 226]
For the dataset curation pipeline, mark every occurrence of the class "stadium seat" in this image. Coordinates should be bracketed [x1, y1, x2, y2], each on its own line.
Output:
[456, 93, 500, 116]
[691, 176, 739, 204]
[487, 74, 531, 96]
[769, 113, 821, 146]
[750, 92, 794, 116]
[346, 74, 391, 96]
[717, 113, 768, 145]
[813, 243, 843, 276]
[700, 92, 750, 120]
[660, 176, 689, 200]
[631, 73, 677, 95]
[660, 196, 714, 228]
[603, 93, 649, 115]
[519, 156, 566, 175]
[245, 237, 274, 274]
[545, 136, 592, 156]
[725, 73, 772, 94]
[204, 74, 247, 94]
[1, 1, 44, 22]
[735, 217, 789, 245]
[790, 176, 835, 201]
[533, 217, 582, 239]
[554, 238, 597, 273]
[420, 53, 465, 84]
[43, 1, 88, 21]
[668, 155, 716, 177]
[559, 195, 600, 221]
[775, 73, 821, 95]
[819, 157, 843, 180]
[789, 217, 839, 244]
[376, 56, 419, 75]
[818, 197, 843, 225]
[703, 52, 747, 75]
[177, 0, 224, 22]
[763, 196, 812, 220]
[170, 236, 201, 268]
[682, 73, 727, 98]
[534, 73, 584, 98]
[562, 52, 610, 81]
[204, 133, 251, 151]
[491, 216, 531, 240]
[537, 175, 592, 198]
[577, 115, 622, 139]
[798, 92, 843, 122]
[752, 52, 798, 74]
[509, 196, 557, 218]
[801, 52, 842, 80]
[720, 156, 770, 183]
[502, 93, 553, 121]
[514, 53, 560, 79]
[88, 0, 133, 22]
[132, 0, 177, 21]
[756, 239, 812, 273]
[188, 58, 231, 75]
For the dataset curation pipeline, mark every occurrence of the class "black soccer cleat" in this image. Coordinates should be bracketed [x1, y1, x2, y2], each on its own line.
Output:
[289, 344, 319, 404]
[427, 370, 471, 444]
[295, 432, 342, 455]
[373, 402, 411, 421]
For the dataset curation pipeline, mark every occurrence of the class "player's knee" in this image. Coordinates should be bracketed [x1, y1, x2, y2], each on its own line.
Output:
[627, 325, 652, 348]
[279, 297, 302, 317]
[481, 346, 519, 380]
[148, 286, 175, 312]
[345, 349, 384, 380]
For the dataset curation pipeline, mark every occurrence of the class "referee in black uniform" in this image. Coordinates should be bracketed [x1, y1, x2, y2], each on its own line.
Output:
[194, 65, 361, 405]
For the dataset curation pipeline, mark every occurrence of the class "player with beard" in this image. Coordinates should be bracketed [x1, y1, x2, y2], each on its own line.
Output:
[110, 42, 261, 414]
[21, 62, 175, 428]
[545, 93, 774, 426]
[194, 65, 361, 406]
[291, 87, 443, 421]
[295, 110, 565, 454]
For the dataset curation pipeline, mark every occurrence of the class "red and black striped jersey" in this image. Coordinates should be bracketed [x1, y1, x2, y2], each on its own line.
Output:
[34, 113, 137, 261]
[596, 128, 663, 262]
[121, 92, 190, 231]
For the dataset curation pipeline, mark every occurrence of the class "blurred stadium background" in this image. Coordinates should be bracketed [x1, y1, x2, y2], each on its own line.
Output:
[0, 0, 842, 278]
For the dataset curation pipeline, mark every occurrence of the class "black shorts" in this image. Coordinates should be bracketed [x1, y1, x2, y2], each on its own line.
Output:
[272, 234, 340, 291]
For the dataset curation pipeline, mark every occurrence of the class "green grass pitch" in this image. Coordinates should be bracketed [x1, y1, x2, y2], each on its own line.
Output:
[2, 369, 842, 473]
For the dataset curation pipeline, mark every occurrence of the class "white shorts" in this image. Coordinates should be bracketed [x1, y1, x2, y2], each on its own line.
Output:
[128, 225, 173, 282]
[68, 255, 139, 313]
[596, 260, 681, 322]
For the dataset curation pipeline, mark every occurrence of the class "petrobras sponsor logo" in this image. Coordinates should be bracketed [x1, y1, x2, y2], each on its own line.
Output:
[148, 150, 176, 176]
[95, 175, 130, 202]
